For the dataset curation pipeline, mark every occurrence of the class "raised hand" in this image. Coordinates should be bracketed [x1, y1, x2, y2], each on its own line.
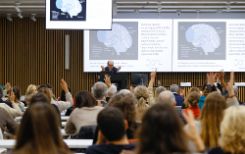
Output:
[227, 72, 235, 97]
[101, 65, 105, 71]
[150, 71, 157, 80]
[5, 82, 12, 91]
[104, 74, 112, 87]
[207, 72, 216, 85]
[117, 66, 121, 71]
[183, 110, 205, 151]
[60, 78, 69, 93]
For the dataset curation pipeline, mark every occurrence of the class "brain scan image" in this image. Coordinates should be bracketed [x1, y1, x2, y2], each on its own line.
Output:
[97, 23, 133, 55]
[185, 24, 221, 55]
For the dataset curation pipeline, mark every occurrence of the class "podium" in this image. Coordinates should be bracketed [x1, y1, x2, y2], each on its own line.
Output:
[98, 73, 128, 90]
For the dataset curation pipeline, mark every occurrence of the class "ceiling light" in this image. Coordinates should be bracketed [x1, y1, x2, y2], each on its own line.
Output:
[6, 14, 13, 21]
[31, 14, 36, 22]
[15, 2, 21, 12]
[17, 12, 23, 19]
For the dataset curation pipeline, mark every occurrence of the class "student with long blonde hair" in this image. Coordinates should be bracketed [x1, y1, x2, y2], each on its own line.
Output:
[200, 92, 227, 149]
[209, 106, 245, 154]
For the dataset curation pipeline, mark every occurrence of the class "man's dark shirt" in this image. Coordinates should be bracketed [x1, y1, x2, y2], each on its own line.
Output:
[105, 67, 118, 76]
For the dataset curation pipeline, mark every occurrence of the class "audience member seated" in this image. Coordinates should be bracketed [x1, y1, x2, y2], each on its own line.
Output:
[8, 87, 25, 112]
[65, 91, 103, 135]
[86, 107, 135, 154]
[0, 88, 12, 108]
[30, 92, 62, 125]
[184, 91, 201, 119]
[154, 86, 166, 101]
[136, 103, 204, 154]
[208, 106, 245, 154]
[3, 82, 12, 99]
[170, 84, 184, 107]
[133, 85, 149, 123]
[109, 91, 138, 139]
[106, 84, 117, 102]
[0, 103, 22, 118]
[37, 79, 73, 112]
[182, 87, 200, 109]
[0, 88, 22, 117]
[0, 107, 18, 138]
[58, 88, 73, 116]
[11, 103, 71, 154]
[201, 92, 227, 150]
[92, 82, 108, 107]
[24, 84, 37, 105]
[157, 90, 176, 106]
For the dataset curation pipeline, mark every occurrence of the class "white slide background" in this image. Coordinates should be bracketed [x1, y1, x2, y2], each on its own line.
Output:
[84, 19, 245, 72]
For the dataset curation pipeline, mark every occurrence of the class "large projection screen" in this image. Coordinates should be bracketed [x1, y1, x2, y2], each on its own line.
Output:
[84, 19, 245, 72]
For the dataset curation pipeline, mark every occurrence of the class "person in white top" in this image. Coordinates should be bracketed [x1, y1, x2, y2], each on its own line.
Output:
[65, 91, 103, 135]
[8, 87, 25, 112]
[37, 79, 73, 113]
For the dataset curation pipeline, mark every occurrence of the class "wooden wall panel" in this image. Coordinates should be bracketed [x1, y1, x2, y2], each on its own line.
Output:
[0, 18, 245, 102]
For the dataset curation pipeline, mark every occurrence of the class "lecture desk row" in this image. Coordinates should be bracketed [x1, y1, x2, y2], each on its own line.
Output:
[15, 116, 70, 122]
[15, 116, 68, 128]
[0, 139, 93, 149]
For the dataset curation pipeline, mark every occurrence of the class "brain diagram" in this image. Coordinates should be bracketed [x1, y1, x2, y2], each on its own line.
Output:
[56, 0, 82, 18]
[97, 24, 133, 55]
[185, 24, 221, 55]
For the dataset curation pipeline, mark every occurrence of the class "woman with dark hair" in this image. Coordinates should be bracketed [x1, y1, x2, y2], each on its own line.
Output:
[136, 103, 190, 154]
[65, 91, 103, 135]
[12, 103, 71, 154]
[8, 87, 25, 112]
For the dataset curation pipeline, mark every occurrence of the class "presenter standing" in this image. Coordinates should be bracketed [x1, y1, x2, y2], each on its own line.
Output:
[101, 60, 121, 76]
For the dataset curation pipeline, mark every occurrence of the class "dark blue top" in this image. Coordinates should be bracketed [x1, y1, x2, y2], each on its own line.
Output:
[105, 67, 119, 76]
[173, 93, 184, 107]
[208, 147, 231, 154]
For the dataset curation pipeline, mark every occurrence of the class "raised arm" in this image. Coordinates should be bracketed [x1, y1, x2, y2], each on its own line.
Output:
[148, 71, 157, 105]
[53, 79, 73, 112]
[101, 65, 105, 72]
[226, 72, 239, 106]
[183, 110, 205, 152]
[104, 74, 112, 87]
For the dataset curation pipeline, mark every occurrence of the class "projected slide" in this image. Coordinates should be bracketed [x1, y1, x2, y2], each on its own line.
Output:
[50, 0, 86, 21]
[173, 19, 245, 72]
[46, 0, 112, 29]
[84, 19, 245, 72]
